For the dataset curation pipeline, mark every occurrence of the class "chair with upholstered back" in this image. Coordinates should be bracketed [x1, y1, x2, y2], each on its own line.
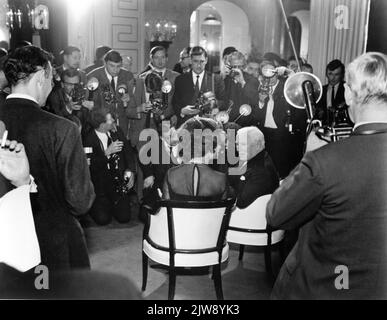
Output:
[227, 195, 285, 275]
[142, 198, 235, 300]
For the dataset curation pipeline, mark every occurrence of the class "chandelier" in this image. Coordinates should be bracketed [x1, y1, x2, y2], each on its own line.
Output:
[6, 3, 49, 30]
[145, 20, 177, 42]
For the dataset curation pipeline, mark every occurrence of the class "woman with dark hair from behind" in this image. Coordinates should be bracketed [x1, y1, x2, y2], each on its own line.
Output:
[162, 117, 232, 201]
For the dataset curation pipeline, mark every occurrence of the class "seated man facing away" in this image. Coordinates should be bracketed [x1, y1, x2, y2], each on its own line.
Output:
[83, 108, 137, 226]
[228, 126, 279, 209]
[162, 117, 232, 201]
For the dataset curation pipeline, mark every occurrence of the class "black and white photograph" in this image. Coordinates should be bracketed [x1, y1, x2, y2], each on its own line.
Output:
[0, 0, 387, 306]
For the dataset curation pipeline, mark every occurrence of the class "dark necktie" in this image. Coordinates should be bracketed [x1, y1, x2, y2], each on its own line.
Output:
[331, 85, 335, 107]
[111, 77, 116, 92]
[107, 133, 112, 147]
[193, 75, 200, 103]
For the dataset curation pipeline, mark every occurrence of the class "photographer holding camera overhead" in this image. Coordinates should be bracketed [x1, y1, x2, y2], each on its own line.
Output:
[223, 51, 259, 128]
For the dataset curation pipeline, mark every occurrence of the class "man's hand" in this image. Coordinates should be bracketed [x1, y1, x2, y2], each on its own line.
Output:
[232, 68, 246, 86]
[121, 93, 130, 107]
[181, 105, 200, 116]
[82, 100, 94, 111]
[143, 176, 155, 189]
[306, 131, 329, 152]
[137, 102, 153, 113]
[276, 66, 295, 77]
[105, 140, 124, 157]
[71, 102, 82, 111]
[0, 141, 30, 187]
[124, 170, 135, 190]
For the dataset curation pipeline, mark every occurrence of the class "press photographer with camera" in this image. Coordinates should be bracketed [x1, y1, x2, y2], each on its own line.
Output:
[87, 50, 134, 139]
[83, 108, 137, 226]
[172, 46, 226, 126]
[223, 51, 259, 127]
[127, 46, 179, 151]
[46, 69, 94, 132]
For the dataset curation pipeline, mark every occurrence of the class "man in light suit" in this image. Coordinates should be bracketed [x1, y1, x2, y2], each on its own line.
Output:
[266, 52, 387, 300]
[87, 50, 134, 139]
[127, 46, 179, 151]
[172, 46, 227, 126]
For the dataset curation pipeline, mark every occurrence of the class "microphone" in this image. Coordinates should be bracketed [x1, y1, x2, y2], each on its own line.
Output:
[302, 80, 317, 122]
[117, 84, 128, 107]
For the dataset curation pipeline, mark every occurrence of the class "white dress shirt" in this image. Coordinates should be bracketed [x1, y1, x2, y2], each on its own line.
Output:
[105, 69, 118, 90]
[95, 130, 110, 151]
[192, 71, 205, 90]
[6, 93, 39, 105]
[263, 80, 280, 129]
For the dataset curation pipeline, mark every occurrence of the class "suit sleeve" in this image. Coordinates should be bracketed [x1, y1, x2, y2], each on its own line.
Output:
[236, 172, 277, 209]
[266, 152, 324, 230]
[214, 74, 227, 111]
[172, 76, 184, 116]
[57, 124, 95, 216]
[243, 76, 259, 106]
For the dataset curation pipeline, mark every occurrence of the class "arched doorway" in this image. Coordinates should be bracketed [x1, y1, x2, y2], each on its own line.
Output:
[190, 0, 251, 72]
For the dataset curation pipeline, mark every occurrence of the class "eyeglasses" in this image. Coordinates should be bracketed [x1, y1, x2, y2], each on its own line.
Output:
[192, 60, 206, 65]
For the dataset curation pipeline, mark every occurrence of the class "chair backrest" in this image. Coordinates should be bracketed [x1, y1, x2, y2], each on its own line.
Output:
[145, 199, 235, 255]
[228, 195, 272, 231]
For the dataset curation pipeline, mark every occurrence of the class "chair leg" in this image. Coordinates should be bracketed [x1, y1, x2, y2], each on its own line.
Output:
[142, 252, 148, 291]
[168, 268, 176, 300]
[213, 264, 224, 300]
[264, 245, 273, 276]
[238, 244, 245, 261]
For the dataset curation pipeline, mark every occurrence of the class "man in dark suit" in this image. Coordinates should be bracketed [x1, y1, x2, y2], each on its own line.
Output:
[253, 59, 307, 179]
[127, 46, 179, 151]
[229, 127, 279, 209]
[223, 51, 259, 127]
[172, 46, 227, 126]
[46, 69, 93, 134]
[0, 46, 95, 270]
[87, 50, 134, 139]
[266, 52, 387, 299]
[83, 108, 137, 226]
[316, 59, 349, 126]
[138, 121, 180, 213]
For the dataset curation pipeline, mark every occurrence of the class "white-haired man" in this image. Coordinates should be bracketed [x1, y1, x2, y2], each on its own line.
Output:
[229, 126, 279, 209]
[266, 52, 387, 299]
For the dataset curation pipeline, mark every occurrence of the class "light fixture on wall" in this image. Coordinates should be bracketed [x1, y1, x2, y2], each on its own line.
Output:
[145, 20, 177, 42]
[6, 3, 49, 30]
[203, 14, 221, 26]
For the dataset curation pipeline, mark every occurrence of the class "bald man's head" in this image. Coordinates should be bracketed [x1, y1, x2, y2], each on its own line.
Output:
[236, 127, 265, 161]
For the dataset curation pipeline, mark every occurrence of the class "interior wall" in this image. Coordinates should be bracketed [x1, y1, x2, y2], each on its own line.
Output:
[144, 0, 311, 69]
[367, 0, 387, 53]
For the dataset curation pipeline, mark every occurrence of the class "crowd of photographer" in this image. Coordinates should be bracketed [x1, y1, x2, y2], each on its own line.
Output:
[0, 41, 352, 227]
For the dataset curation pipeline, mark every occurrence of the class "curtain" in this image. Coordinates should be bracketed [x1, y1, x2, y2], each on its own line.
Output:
[308, 0, 370, 82]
